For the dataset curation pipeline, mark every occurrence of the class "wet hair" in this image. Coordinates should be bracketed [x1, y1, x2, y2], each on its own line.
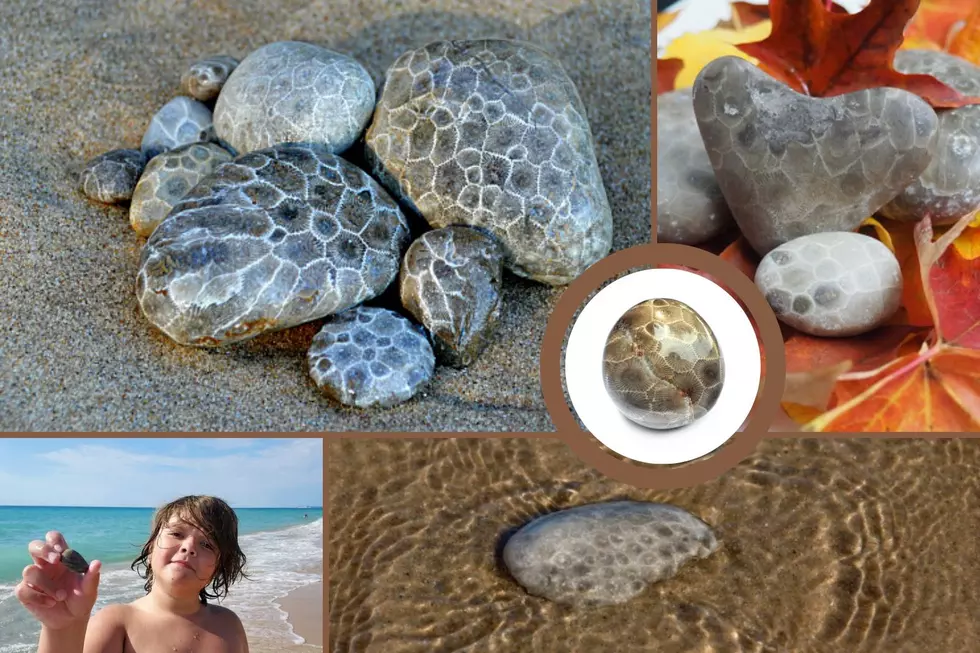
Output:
[131, 495, 249, 603]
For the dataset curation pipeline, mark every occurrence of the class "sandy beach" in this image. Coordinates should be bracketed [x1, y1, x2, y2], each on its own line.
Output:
[329, 437, 980, 652]
[0, 0, 651, 432]
[279, 581, 324, 648]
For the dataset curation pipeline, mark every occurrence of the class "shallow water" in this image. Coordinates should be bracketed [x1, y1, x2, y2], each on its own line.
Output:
[328, 438, 980, 652]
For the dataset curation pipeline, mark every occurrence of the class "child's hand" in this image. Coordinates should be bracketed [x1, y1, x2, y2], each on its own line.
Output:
[14, 531, 102, 631]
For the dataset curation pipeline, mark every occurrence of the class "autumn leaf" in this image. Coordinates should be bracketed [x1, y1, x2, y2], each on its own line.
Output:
[905, 0, 977, 51]
[657, 58, 685, 94]
[916, 210, 980, 348]
[660, 19, 772, 90]
[736, 0, 980, 108]
[731, 2, 772, 28]
[948, 3, 980, 64]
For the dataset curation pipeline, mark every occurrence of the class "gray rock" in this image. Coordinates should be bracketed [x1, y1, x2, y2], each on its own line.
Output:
[308, 306, 435, 408]
[365, 39, 613, 286]
[880, 50, 980, 226]
[754, 231, 903, 337]
[503, 501, 719, 606]
[399, 226, 504, 367]
[129, 142, 233, 237]
[136, 142, 411, 347]
[180, 54, 240, 103]
[213, 41, 375, 155]
[657, 88, 734, 245]
[79, 148, 146, 204]
[141, 96, 216, 160]
[692, 56, 938, 256]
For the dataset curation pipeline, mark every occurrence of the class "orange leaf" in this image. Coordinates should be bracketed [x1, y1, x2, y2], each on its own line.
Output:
[718, 236, 760, 280]
[907, 0, 978, 52]
[784, 325, 927, 375]
[862, 219, 933, 327]
[915, 211, 980, 347]
[953, 225, 980, 260]
[731, 2, 772, 29]
[736, 0, 980, 108]
[803, 344, 980, 431]
[657, 58, 684, 95]
[948, 3, 980, 64]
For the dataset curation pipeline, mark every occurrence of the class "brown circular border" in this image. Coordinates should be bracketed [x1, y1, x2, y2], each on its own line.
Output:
[540, 243, 786, 490]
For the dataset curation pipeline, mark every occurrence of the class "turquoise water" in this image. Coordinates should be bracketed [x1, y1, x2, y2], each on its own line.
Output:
[0, 505, 322, 583]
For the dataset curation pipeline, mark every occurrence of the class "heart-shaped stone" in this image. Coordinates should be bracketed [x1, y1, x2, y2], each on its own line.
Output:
[691, 56, 939, 256]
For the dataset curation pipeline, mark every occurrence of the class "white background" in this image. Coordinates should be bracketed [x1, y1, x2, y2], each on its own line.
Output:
[564, 268, 761, 465]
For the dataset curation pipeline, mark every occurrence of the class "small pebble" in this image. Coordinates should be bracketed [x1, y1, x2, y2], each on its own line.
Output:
[180, 55, 240, 103]
[213, 41, 375, 155]
[399, 226, 504, 367]
[503, 501, 719, 606]
[141, 96, 216, 160]
[692, 55, 938, 256]
[755, 231, 903, 337]
[60, 548, 89, 574]
[79, 148, 146, 204]
[365, 39, 613, 286]
[129, 142, 233, 237]
[603, 298, 724, 430]
[657, 88, 734, 245]
[308, 306, 435, 409]
[881, 49, 980, 226]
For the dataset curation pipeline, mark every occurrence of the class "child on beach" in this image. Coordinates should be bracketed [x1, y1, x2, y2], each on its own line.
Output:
[14, 495, 250, 653]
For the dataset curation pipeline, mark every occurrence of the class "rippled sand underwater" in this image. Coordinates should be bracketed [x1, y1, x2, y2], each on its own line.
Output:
[328, 438, 980, 652]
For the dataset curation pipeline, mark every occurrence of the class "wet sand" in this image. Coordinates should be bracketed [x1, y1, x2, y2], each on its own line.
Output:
[280, 582, 324, 648]
[0, 0, 651, 432]
[328, 438, 980, 652]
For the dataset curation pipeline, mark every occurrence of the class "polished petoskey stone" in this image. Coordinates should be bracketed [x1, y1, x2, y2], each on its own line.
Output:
[181, 55, 240, 103]
[136, 142, 411, 347]
[503, 501, 719, 606]
[129, 142, 233, 237]
[79, 148, 146, 204]
[213, 41, 375, 156]
[399, 225, 504, 368]
[365, 39, 613, 286]
[602, 298, 724, 430]
[141, 96, 216, 160]
[308, 306, 435, 408]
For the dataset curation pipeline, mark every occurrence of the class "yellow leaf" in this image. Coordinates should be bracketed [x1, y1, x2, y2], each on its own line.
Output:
[861, 216, 896, 254]
[658, 11, 678, 33]
[953, 226, 980, 260]
[780, 402, 823, 426]
[662, 20, 773, 90]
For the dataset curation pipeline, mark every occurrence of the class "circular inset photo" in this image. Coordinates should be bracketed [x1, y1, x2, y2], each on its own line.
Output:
[564, 267, 761, 465]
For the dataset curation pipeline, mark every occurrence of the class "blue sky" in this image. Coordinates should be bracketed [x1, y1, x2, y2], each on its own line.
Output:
[0, 438, 322, 508]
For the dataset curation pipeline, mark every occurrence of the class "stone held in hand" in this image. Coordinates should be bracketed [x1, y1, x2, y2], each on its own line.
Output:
[602, 298, 724, 430]
[657, 87, 735, 245]
[880, 50, 980, 226]
[308, 306, 435, 409]
[129, 142, 233, 237]
[60, 548, 89, 574]
[181, 55, 240, 103]
[213, 41, 375, 156]
[754, 231, 903, 338]
[692, 55, 939, 257]
[502, 501, 719, 606]
[399, 226, 504, 368]
[141, 96, 217, 160]
[79, 148, 146, 204]
[365, 39, 613, 286]
[136, 142, 411, 347]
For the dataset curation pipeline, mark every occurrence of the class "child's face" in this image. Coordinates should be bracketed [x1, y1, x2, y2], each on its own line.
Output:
[150, 514, 219, 595]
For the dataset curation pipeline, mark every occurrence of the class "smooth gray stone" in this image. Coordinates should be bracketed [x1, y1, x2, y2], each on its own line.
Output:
[755, 231, 903, 337]
[399, 226, 504, 368]
[880, 49, 980, 226]
[141, 96, 216, 160]
[657, 88, 734, 245]
[692, 56, 939, 256]
[129, 142, 233, 237]
[136, 142, 411, 347]
[181, 54, 240, 103]
[308, 306, 435, 409]
[503, 501, 719, 606]
[213, 41, 375, 155]
[365, 39, 613, 286]
[79, 148, 146, 204]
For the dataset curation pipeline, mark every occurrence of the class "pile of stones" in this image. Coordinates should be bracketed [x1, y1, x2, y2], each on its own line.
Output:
[658, 51, 980, 338]
[79, 39, 614, 409]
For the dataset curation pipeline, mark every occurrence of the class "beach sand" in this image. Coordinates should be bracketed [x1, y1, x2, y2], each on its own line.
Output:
[0, 0, 651, 433]
[329, 438, 980, 652]
[279, 582, 324, 648]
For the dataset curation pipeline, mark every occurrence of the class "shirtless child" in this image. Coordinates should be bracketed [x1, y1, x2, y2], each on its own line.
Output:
[15, 495, 250, 653]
